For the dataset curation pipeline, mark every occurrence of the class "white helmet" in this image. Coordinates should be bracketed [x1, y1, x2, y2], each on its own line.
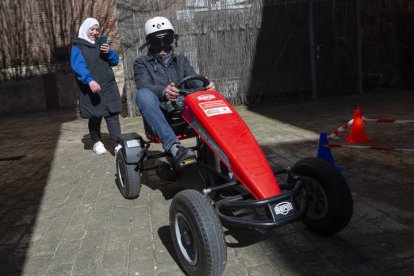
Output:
[144, 16, 174, 38]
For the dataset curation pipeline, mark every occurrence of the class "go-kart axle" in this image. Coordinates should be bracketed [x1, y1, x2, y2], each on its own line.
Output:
[202, 181, 238, 195]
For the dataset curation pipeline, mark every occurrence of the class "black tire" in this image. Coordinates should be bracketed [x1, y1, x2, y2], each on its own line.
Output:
[291, 158, 353, 235]
[170, 190, 227, 276]
[115, 150, 141, 199]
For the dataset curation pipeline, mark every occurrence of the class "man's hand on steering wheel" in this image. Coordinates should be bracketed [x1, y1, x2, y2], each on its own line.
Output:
[205, 80, 215, 91]
[167, 75, 215, 98]
[163, 82, 180, 101]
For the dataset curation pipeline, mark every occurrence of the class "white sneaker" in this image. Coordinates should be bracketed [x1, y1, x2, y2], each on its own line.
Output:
[93, 141, 107, 155]
[114, 144, 122, 154]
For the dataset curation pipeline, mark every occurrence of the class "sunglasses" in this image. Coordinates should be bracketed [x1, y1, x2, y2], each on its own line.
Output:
[148, 33, 176, 49]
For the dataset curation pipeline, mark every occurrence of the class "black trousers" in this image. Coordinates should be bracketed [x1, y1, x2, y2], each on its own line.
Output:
[88, 113, 121, 147]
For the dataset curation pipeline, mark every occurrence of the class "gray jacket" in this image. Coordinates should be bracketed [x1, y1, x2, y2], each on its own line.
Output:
[134, 53, 198, 101]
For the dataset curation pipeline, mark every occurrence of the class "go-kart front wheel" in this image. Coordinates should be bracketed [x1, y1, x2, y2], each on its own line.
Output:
[170, 190, 227, 276]
[291, 158, 353, 235]
[115, 150, 141, 199]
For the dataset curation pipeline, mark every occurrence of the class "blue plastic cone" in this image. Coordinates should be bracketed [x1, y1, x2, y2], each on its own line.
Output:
[317, 132, 341, 172]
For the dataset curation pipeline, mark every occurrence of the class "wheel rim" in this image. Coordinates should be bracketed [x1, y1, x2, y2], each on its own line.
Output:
[174, 212, 198, 265]
[116, 157, 125, 188]
[304, 177, 328, 219]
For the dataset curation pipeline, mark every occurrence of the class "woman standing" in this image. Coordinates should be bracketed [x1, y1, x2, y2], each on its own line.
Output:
[70, 17, 122, 155]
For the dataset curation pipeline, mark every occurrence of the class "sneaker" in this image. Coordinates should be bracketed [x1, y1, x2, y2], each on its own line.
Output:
[114, 144, 122, 154]
[174, 145, 196, 169]
[93, 141, 107, 155]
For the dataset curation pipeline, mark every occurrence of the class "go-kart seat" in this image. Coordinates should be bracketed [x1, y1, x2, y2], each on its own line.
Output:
[143, 116, 196, 143]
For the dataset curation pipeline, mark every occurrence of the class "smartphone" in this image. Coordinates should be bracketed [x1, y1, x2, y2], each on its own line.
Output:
[98, 36, 107, 45]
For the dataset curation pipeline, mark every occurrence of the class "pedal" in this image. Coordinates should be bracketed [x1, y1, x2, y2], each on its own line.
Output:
[180, 157, 197, 167]
[177, 157, 197, 170]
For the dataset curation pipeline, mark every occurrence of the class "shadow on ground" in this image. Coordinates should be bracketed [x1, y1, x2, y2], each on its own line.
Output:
[0, 110, 78, 274]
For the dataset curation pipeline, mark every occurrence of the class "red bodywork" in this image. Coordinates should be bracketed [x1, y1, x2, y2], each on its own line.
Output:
[182, 90, 281, 199]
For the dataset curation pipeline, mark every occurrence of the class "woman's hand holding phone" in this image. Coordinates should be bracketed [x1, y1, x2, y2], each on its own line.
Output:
[98, 36, 109, 53]
[99, 43, 110, 54]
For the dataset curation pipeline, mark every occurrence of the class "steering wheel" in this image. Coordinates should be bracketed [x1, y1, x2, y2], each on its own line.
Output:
[162, 75, 210, 113]
[176, 75, 210, 95]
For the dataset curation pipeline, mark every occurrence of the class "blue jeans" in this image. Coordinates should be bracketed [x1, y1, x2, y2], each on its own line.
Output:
[135, 88, 180, 151]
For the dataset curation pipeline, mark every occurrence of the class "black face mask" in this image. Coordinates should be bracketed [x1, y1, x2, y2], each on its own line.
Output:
[150, 44, 173, 54]
[138, 33, 179, 52]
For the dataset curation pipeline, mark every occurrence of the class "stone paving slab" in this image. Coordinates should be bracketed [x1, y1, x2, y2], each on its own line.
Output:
[0, 90, 413, 275]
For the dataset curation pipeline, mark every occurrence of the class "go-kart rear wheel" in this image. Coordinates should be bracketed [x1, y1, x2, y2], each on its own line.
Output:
[291, 158, 353, 235]
[170, 190, 227, 276]
[115, 150, 141, 199]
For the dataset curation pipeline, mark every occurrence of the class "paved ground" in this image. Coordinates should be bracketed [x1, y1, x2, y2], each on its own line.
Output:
[0, 89, 413, 276]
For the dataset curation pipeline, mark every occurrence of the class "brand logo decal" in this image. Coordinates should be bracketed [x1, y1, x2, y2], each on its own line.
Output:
[197, 94, 216, 101]
[274, 202, 294, 215]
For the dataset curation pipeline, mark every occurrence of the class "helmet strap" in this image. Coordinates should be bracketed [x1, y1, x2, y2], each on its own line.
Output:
[173, 34, 179, 47]
[138, 41, 149, 52]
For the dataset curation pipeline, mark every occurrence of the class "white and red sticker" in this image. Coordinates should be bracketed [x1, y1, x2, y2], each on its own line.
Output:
[199, 100, 232, 117]
[197, 94, 216, 101]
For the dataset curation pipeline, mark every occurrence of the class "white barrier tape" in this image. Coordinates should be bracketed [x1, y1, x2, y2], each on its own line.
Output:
[327, 119, 353, 140]
[363, 117, 414, 124]
[325, 112, 414, 151]
[326, 144, 414, 152]
[328, 115, 414, 141]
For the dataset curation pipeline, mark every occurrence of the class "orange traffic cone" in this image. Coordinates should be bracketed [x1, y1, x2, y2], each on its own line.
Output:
[344, 107, 373, 144]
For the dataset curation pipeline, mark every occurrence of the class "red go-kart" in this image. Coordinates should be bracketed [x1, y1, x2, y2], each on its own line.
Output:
[115, 76, 353, 276]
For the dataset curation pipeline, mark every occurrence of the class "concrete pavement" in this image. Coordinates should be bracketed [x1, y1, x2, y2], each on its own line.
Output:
[0, 89, 413, 275]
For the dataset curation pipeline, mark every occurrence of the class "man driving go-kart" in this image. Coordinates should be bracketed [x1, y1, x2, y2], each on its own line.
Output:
[134, 16, 215, 169]
[115, 15, 353, 276]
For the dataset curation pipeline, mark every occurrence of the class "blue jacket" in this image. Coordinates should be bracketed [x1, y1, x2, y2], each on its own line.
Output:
[70, 37, 122, 118]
